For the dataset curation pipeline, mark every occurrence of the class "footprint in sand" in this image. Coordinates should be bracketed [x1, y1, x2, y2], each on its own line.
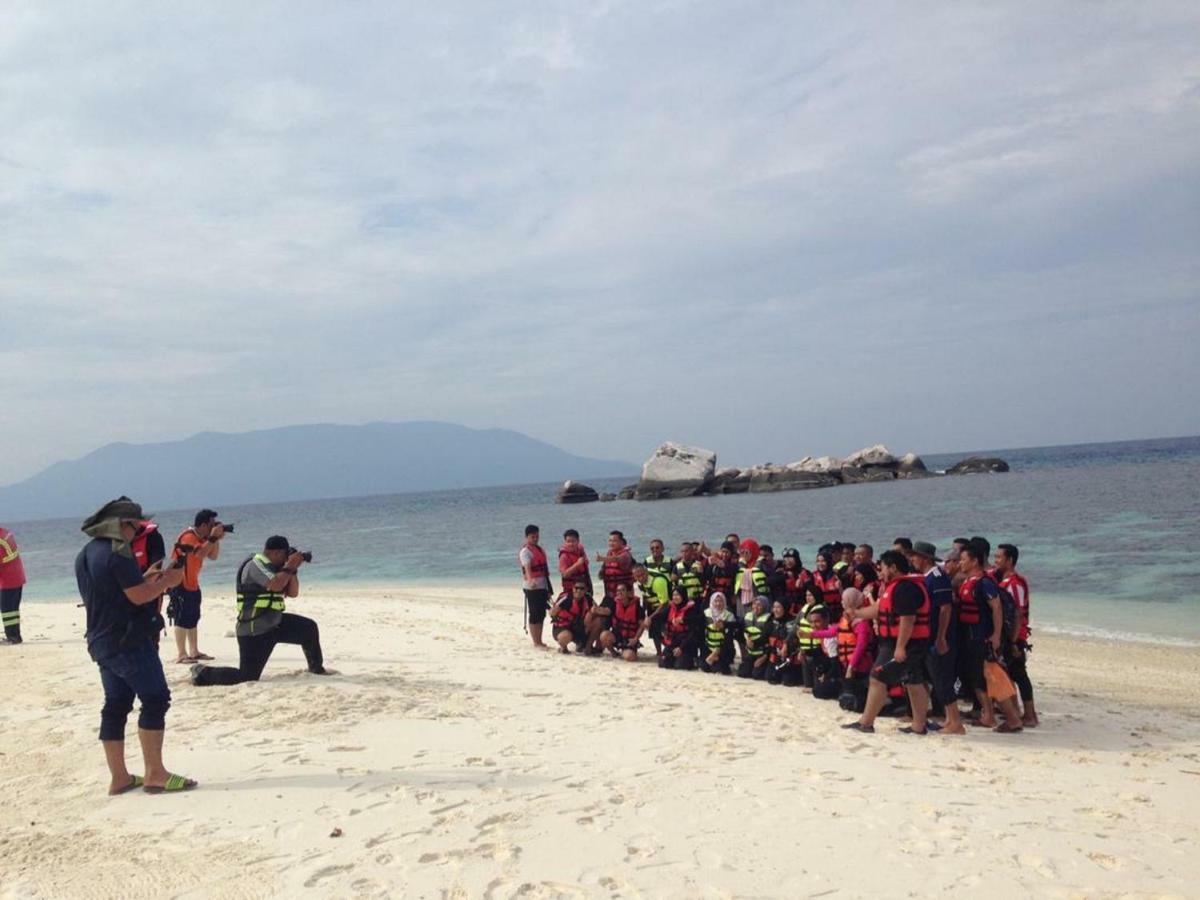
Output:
[303, 863, 355, 887]
[1015, 853, 1058, 879]
[1087, 851, 1122, 871]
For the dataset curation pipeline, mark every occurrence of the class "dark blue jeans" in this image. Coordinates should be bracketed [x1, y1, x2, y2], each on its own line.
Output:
[96, 643, 172, 740]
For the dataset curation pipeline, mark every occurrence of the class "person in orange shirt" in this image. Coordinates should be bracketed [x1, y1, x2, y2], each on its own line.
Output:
[168, 510, 226, 663]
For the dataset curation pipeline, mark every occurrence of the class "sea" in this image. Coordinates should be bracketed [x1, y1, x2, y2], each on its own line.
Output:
[8, 436, 1200, 646]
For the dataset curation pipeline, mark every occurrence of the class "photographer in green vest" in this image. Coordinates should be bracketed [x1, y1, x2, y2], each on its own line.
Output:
[190, 535, 333, 686]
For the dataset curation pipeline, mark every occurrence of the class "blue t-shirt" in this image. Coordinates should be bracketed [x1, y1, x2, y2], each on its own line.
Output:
[967, 575, 1000, 642]
[923, 568, 955, 646]
[75, 538, 149, 661]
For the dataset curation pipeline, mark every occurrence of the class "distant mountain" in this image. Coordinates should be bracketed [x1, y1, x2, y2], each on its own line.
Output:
[0, 421, 637, 521]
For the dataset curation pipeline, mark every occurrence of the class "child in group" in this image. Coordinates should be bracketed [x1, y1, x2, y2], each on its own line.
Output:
[812, 588, 875, 709]
[701, 592, 737, 675]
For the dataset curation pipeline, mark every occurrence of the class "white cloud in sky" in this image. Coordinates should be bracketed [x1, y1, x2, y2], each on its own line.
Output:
[1, 1, 1198, 483]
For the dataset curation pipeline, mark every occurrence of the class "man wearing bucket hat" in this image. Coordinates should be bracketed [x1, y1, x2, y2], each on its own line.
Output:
[75, 497, 197, 794]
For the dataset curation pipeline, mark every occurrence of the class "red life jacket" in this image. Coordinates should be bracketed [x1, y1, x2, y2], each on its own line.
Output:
[522, 543, 549, 581]
[956, 575, 982, 625]
[1001, 572, 1031, 641]
[558, 543, 591, 594]
[601, 549, 634, 596]
[813, 571, 841, 609]
[131, 522, 159, 574]
[611, 600, 641, 643]
[552, 592, 588, 629]
[877, 574, 932, 641]
[663, 600, 694, 645]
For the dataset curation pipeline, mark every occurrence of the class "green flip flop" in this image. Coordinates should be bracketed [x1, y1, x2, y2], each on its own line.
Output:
[111, 774, 144, 795]
[143, 773, 198, 794]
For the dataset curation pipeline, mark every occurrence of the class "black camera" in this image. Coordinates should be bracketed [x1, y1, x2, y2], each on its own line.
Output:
[290, 547, 314, 563]
[215, 522, 234, 535]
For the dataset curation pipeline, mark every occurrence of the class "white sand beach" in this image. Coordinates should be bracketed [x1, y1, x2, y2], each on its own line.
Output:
[2, 584, 1199, 899]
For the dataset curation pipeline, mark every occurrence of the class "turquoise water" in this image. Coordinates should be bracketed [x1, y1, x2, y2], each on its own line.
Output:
[10, 436, 1200, 645]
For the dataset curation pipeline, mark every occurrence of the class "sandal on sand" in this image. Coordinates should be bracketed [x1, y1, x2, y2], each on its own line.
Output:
[925, 721, 943, 732]
[111, 775, 144, 795]
[994, 723, 1024, 734]
[174, 656, 196, 664]
[841, 722, 874, 733]
[144, 774, 198, 794]
[192, 652, 214, 661]
[899, 726, 927, 736]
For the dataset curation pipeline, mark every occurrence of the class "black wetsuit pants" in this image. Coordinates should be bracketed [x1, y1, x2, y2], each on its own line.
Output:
[1, 586, 21, 641]
[1007, 648, 1034, 703]
[193, 614, 324, 685]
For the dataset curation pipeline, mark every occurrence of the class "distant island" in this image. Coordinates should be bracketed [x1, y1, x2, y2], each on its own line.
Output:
[0, 421, 636, 522]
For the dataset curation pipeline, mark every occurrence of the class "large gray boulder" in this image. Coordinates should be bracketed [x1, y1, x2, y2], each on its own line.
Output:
[748, 463, 840, 493]
[896, 452, 934, 479]
[635, 442, 717, 500]
[616, 483, 638, 500]
[845, 444, 897, 468]
[555, 480, 600, 503]
[946, 456, 1010, 475]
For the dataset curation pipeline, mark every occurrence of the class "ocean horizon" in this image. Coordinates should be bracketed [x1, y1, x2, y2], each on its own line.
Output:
[9, 434, 1200, 647]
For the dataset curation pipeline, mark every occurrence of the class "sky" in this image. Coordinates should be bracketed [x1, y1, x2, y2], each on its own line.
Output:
[2, 1, 1199, 485]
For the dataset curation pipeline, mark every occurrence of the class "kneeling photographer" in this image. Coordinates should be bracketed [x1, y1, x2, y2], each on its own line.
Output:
[191, 535, 333, 686]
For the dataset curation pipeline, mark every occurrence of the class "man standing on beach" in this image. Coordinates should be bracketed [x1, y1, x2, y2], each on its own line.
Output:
[519, 525, 551, 649]
[643, 539, 673, 582]
[911, 541, 964, 735]
[168, 510, 225, 664]
[0, 524, 27, 643]
[558, 529, 592, 596]
[595, 530, 634, 600]
[843, 550, 932, 735]
[75, 497, 196, 794]
[957, 541, 1023, 731]
[994, 543, 1038, 727]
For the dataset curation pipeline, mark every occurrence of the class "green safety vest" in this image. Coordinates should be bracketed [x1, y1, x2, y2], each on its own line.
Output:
[674, 560, 704, 600]
[643, 555, 674, 582]
[640, 573, 671, 611]
[795, 601, 825, 651]
[733, 566, 769, 599]
[235, 553, 287, 636]
[742, 611, 771, 656]
[704, 611, 733, 650]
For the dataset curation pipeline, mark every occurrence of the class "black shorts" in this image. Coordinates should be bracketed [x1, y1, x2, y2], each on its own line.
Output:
[553, 623, 586, 646]
[524, 588, 550, 625]
[168, 587, 202, 629]
[872, 640, 929, 687]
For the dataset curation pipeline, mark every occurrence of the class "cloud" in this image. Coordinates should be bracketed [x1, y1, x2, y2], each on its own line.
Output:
[1, 0, 1199, 483]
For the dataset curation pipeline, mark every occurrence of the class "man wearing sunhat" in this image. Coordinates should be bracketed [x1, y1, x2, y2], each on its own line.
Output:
[75, 497, 197, 794]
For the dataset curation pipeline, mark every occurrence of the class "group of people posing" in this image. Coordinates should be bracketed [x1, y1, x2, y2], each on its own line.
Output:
[519, 526, 1037, 737]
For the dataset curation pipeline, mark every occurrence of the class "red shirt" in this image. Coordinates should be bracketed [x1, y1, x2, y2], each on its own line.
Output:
[0, 527, 26, 589]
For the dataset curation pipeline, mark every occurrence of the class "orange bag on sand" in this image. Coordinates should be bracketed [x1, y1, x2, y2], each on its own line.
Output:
[984, 660, 1017, 701]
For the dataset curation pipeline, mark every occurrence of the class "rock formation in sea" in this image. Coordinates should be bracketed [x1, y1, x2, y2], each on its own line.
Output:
[618, 443, 1010, 500]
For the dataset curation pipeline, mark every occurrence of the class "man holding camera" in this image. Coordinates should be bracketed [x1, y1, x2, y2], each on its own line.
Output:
[168, 509, 227, 664]
[190, 535, 332, 686]
[76, 497, 197, 794]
